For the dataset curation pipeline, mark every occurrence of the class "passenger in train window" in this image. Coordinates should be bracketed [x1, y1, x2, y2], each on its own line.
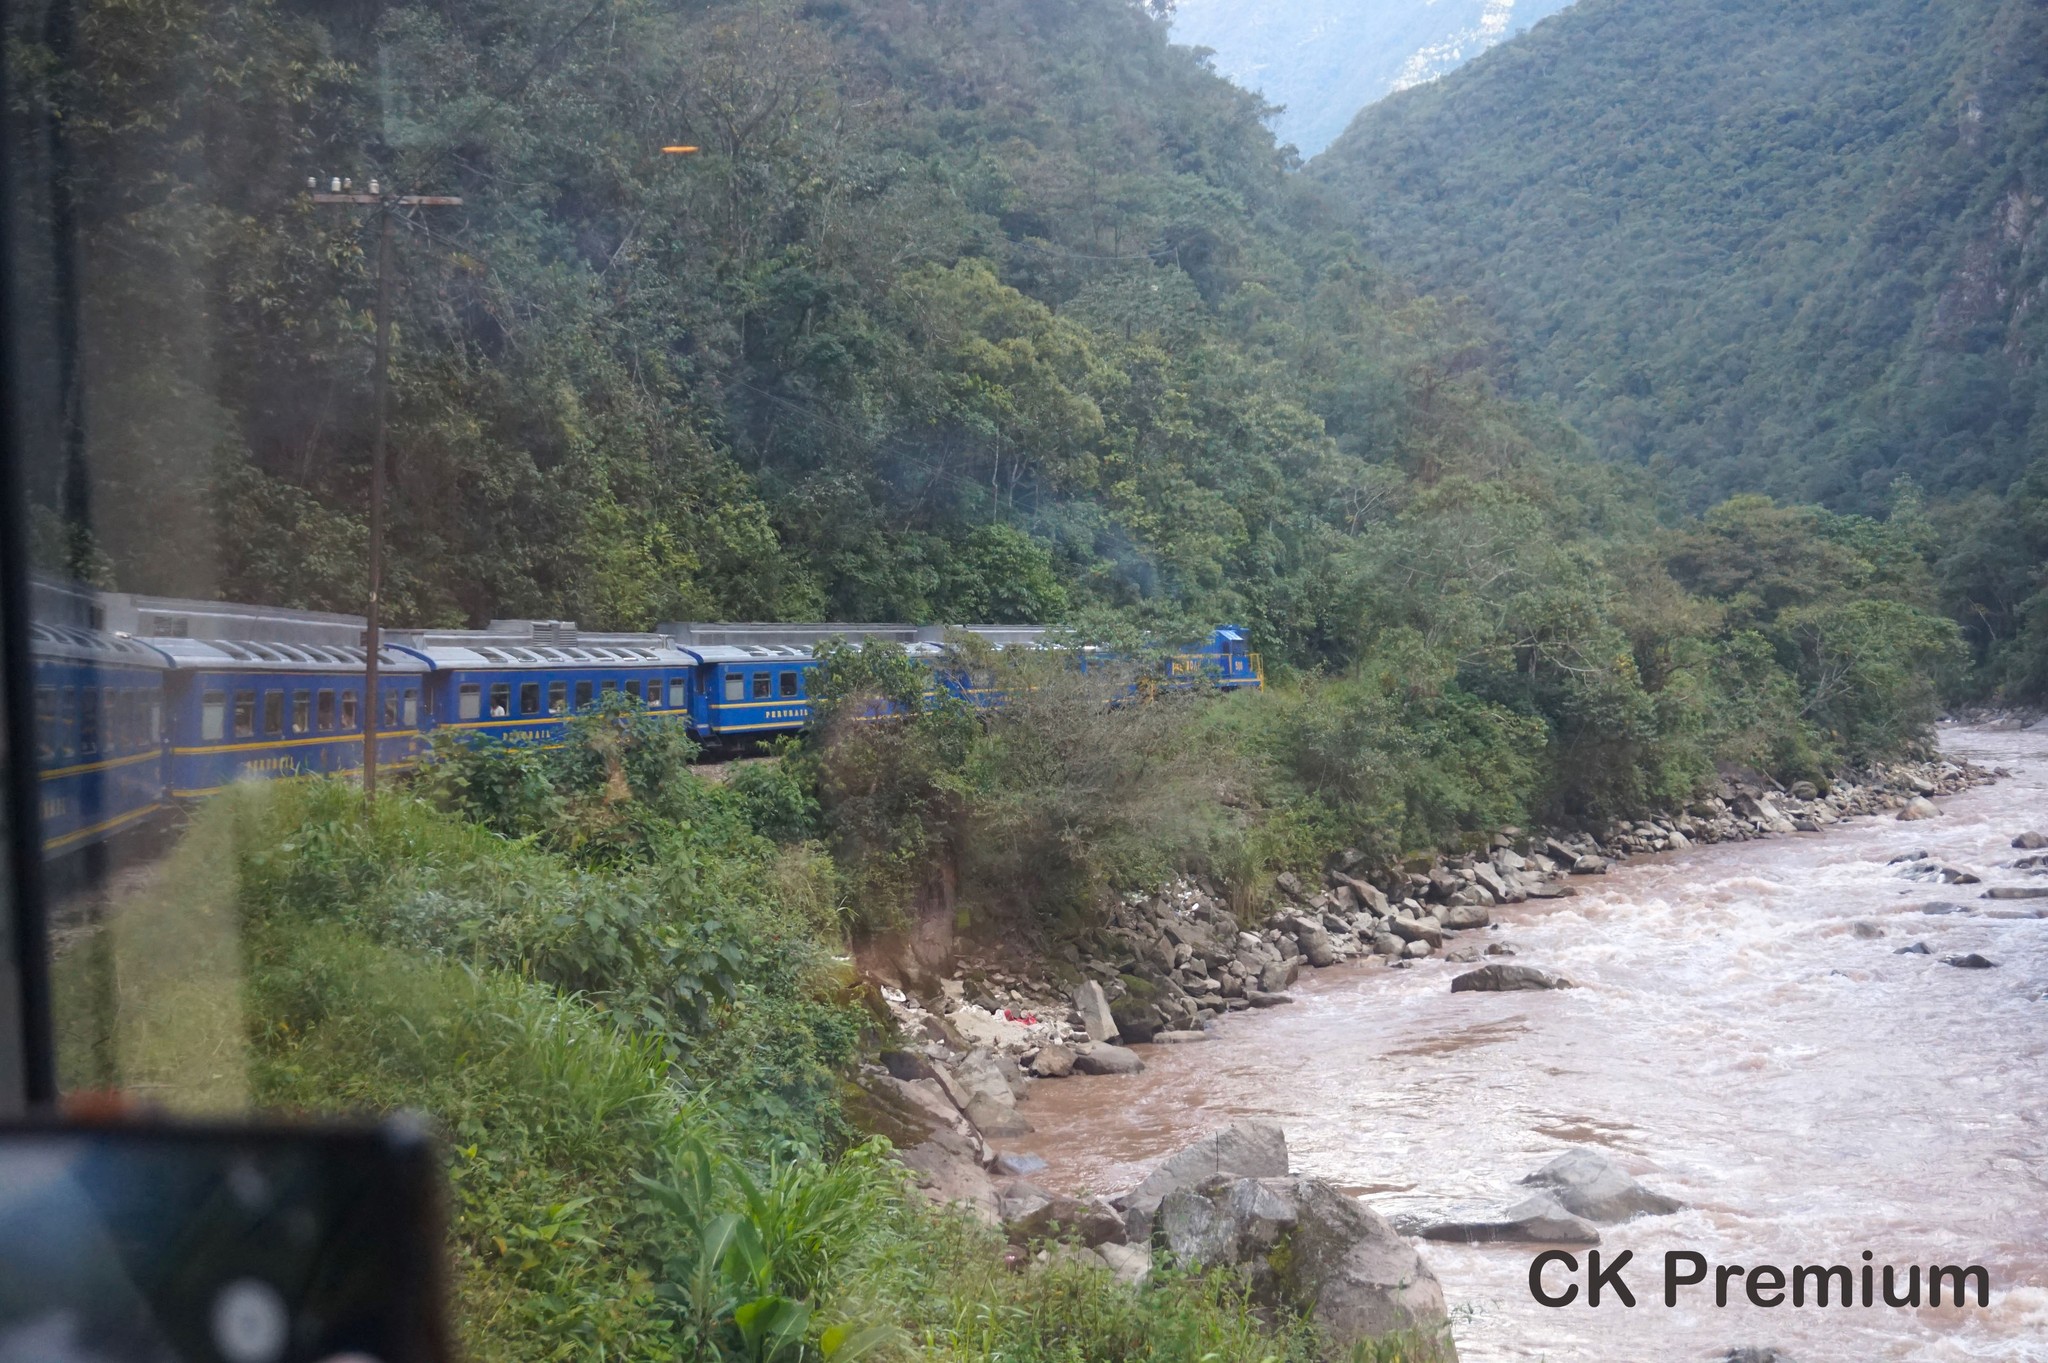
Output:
[317, 689, 336, 731]
[752, 672, 771, 700]
[574, 680, 593, 710]
[341, 691, 359, 730]
[549, 682, 568, 714]
[779, 672, 800, 698]
[489, 682, 511, 717]
[384, 690, 401, 727]
[233, 690, 256, 739]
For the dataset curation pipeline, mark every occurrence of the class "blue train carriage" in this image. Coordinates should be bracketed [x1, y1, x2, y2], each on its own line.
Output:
[409, 630, 698, 749]
[1172, 626, 1261, 690]
[30, 623, 173, 855]
[149, 637, 433, 798]
[673, 644, 818, 741]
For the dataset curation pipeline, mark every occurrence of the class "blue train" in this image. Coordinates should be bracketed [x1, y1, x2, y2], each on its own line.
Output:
[27, 583, 1262, 859]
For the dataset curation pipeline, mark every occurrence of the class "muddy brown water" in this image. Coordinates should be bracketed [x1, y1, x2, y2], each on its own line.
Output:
[1001, 726, 2048, 1361]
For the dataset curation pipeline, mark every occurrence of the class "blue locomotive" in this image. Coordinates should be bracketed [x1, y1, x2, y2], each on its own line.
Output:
[28, 584, 1262, 858]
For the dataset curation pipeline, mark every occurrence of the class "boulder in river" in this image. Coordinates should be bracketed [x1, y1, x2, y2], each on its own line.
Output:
[1247, 989, 1295, 1007]
[1984, 885, 2048, 899]
[1072, 1043, 1145, 1075]
[1849, 920, 1885, 939]
[1897, 796, 1941, 821]
[1942, 953, 1999, 969]
[1450, 964, 1574, 993]
[1416, 1193, 1601, 1245]
[1028, 1045, 1076, 1078]
[1074, 980, 1120, 1043]
[1120, 1119, 1289, 1243]
[992, 1151, 1048, 1176]
[1894, 941, 1932, 955]
[1519, 1148, 1683, 1221]
[1151, 1029, 1213, 1043]
[1158, 1175, 1456, 1360]
[1440, 903, 1491, 930]
[2013, 832, 2048, 850]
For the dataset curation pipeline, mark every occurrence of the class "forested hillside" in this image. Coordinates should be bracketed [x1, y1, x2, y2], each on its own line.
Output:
[1314, 0, 2048, 512]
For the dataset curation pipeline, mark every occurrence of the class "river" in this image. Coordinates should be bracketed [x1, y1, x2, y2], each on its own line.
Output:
[1002, 725, 2048, 1361]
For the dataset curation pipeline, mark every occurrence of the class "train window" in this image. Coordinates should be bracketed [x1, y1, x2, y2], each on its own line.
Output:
[34, 686, 56, 763]
[78, 689, 99, 756]
[233, 691, 256, 739]
[575, 680, 593, 709]
[202, 690, 227, 742]
[752, 672, 771, 700]
[519, 682, 540, 715]
[668, 676, 688, 707]
[600, 679, 616, 696]
[724, 672, 744, 702]
[458, 683, 482, 721]
[779, 671, 800, 698]
[121, 690, 139, 749]
[548, 681, 568, 714]
[264, 691, 284, 736]
[148, 698, 162, 744]
[340, 690, 359, 730]
[383, 689, 400, 727]
[489, 682, 511, 717]
[625, 679, 641, 702]
[292, 690, 311, 733]
[107, 690, 125, 752]
[317, 689, 336, 731]
[403, 689, 419, 725]
[58, 688, 75, 759]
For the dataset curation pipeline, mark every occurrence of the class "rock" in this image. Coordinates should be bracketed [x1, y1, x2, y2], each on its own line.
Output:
[880, 1049, 937, 1081]
[1159, 1175, 1298, 1269]
[2012, 832, 2048, 850]
[1723, 1350, 1796, 1363]
[1095, 1241, 1151, 1286]
[993, 1152, 1049, 1177]
[1284, 1179, 1457, 1357]
[1299, 928, 1337, 968]
[1121, 1120, 1291, 1243]
[1004, 1188, 1127, 1247]
[1371, 932, 1405, 957]
[1417, 1193, 1601, 1245]
[1894, 941, 1932, 955]
[1984, 885, 2048, 899]
[1571, 854, 1611, 875]
[1151, 1029, 1212, 1043]
[1028, 1045, 1076, 1078]
[897, 1129, 1001, 1226]
[1391, 915, 1444, 947]
[1919, 901, 1966, 914]
[1072, 1043, 1145, 1075]
[1889, 849, 1931, 864]
[1942, 953, 1999, 969]
[1519, 1148, 1683, 1221]
[969, 1095, 1034, 1137]
[1440, 903, 1491, 931]
[1074, 980, 1120, 1043]
[1402, 939, 1434, 960]
[1451, 964, 1574, 993]
[1485, 943, 1518, 956]
[1247, 989, 1296, 1007]
[1896, 797, 1941, 821]
[1849, 920, 1884, 939]
[1275, 870, 1306, 900]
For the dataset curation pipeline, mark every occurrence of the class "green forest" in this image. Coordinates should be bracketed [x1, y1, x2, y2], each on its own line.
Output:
[1313, 0, 2048, 690]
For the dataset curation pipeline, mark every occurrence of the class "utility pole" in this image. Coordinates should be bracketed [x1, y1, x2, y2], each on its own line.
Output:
[307, 176, 461, 801]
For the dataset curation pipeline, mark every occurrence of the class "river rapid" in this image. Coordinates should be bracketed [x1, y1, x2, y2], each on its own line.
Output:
[1003, 725, 2048, 1362]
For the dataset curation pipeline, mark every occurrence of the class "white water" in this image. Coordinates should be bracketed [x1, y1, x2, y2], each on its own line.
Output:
[1008, 726, 2048, 1361]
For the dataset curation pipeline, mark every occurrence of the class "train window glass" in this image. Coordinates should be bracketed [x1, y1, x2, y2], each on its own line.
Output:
[752, 672, 771, 700]
[404, 689, 419, 725]
[600, 679, 616, 695]
[489, 682, 511, 717]
[35, 687, 57, 763]
[575, 681, 593, 709]
[122, 690, 140, 749]
[519, 682, 540, 715]
[292, 690, 311, 732]
[383, 689, 400, 727]
[779, 671, 799, 698]
[233, 691, 256, 739]
[79, 689, 100, 756]
[108, 690, 126, 752]
[549, 682, 568, 714]
[202, 690, 227, 742]
[668, 676, 687, 707]
[625, 679, 641, 701]
[458, 683, 482, 721]
[724, 672, 744, 703]
[340, 690, 359, 730]
[264, 691, 284, 736]
[148, 699, 162, 744]
[317, 689, 335, 731]
[57, 688, 75, 759]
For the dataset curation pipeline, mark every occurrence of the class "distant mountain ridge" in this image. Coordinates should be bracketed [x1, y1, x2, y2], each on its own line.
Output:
[1168, 0, 1577, 156]
[1309, 0, 2048, 508]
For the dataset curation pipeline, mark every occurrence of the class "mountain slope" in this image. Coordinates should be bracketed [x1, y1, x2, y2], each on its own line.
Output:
[1311, 0, 2048, 508]
[1170, 0, 1576, 156]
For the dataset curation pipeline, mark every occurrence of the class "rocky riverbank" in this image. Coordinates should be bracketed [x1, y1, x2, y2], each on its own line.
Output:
[846, 752, 2004, 1346]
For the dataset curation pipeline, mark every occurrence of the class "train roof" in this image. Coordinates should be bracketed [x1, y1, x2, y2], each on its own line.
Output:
[412, 641, 694, 669]
[28, 622, 172, 668]
[143, 636, 429, 673]
[662, 621, 1054, 650]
